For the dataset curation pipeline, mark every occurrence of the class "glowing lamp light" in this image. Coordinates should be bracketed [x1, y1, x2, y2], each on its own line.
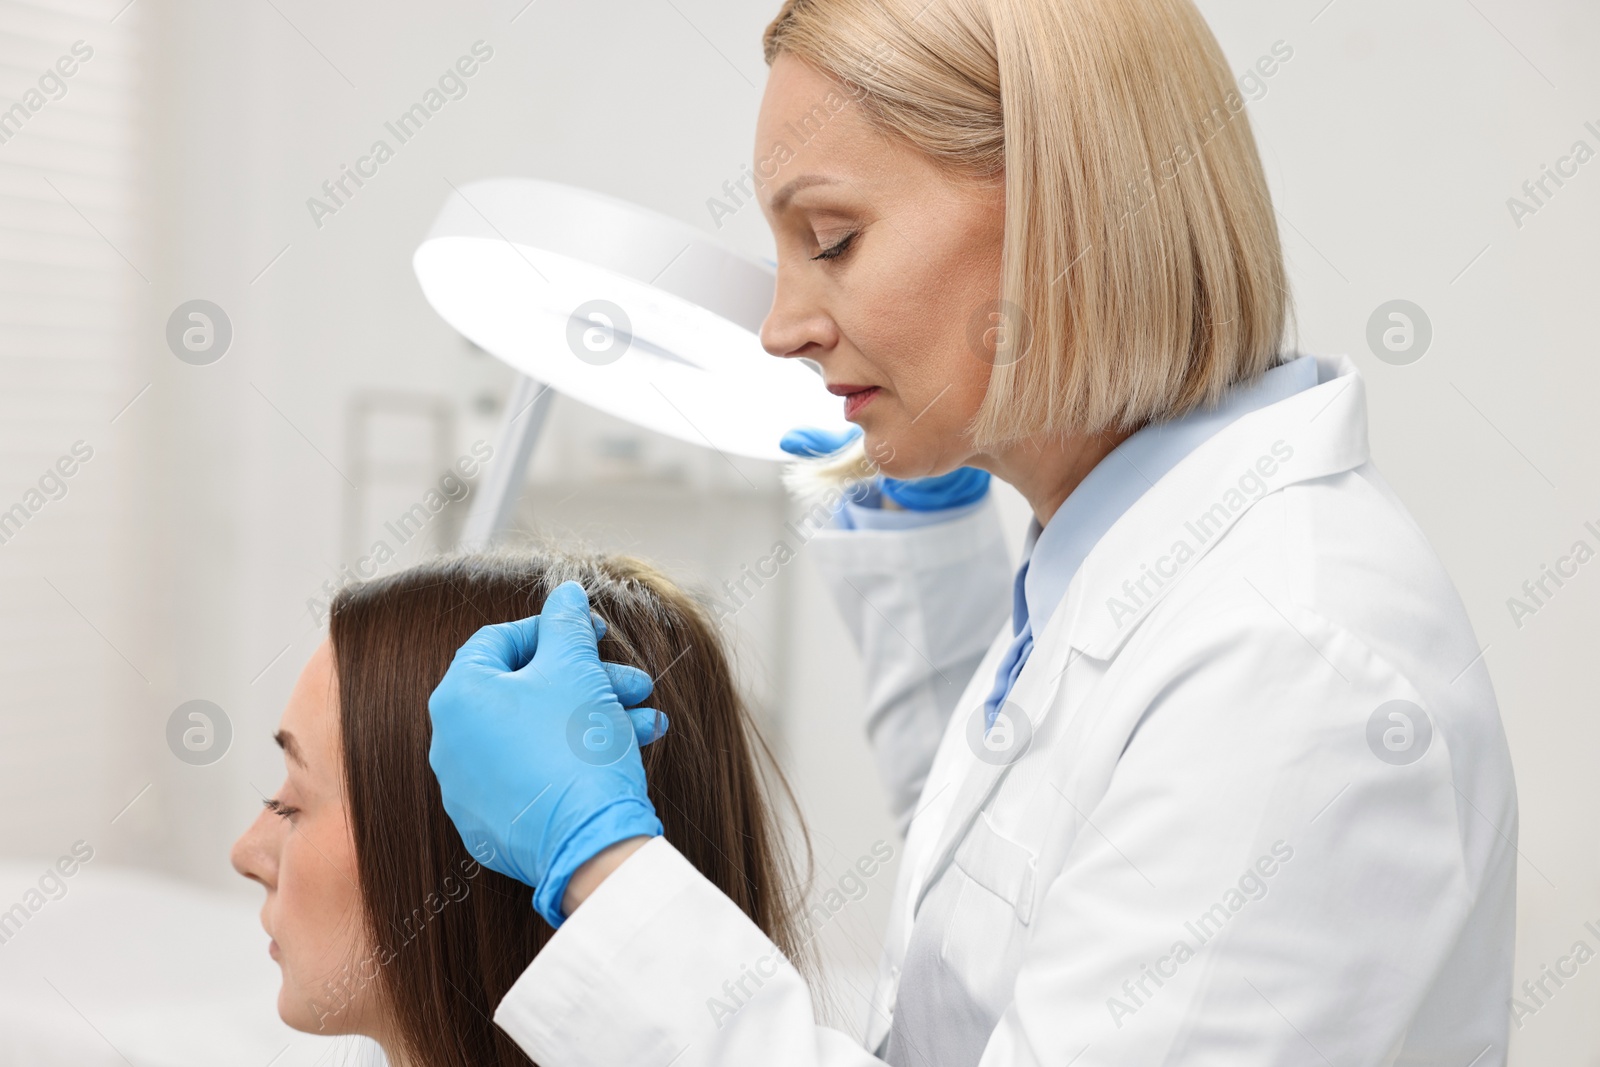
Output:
[413, 177, 851, 463]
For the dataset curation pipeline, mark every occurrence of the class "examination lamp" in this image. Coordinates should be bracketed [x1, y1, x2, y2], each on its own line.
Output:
[413, 178, 850, 545]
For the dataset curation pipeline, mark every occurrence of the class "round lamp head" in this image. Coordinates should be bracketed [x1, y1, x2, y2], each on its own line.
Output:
[414, 178, 852, 461]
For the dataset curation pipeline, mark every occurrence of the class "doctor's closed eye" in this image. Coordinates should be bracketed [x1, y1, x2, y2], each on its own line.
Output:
[812, 231, 858, 261]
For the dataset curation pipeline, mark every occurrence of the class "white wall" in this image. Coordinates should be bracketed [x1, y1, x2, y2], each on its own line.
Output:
[0, 0, 1595, 1060]
[0, 0, 140, 866]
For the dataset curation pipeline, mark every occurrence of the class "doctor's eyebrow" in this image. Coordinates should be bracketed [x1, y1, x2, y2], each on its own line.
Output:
[770, 174, 844, 214]
[273, 730, 306, 768]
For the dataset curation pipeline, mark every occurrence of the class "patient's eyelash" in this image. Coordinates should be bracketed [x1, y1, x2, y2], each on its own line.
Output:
[263, 797, 299, 819]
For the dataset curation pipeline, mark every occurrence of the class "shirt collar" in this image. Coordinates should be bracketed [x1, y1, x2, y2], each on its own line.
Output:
[1011, 354, 1320, 636]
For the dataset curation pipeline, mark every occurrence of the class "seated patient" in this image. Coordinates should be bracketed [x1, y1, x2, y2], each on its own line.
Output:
[231, 549, 808, 1065]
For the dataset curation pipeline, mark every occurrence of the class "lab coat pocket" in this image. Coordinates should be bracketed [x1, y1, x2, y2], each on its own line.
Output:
[937, 813, 1036, 1012]
[952, 811, 1037, 925]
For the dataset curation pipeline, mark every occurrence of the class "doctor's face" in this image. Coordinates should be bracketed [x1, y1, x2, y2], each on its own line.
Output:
[756, 54, 1006, 480]
[230, 640, 383, 1038]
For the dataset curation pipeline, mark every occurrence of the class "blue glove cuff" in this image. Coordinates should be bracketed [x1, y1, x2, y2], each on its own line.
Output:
[533, 797, 664, 928]
[881, 467, 991, 511]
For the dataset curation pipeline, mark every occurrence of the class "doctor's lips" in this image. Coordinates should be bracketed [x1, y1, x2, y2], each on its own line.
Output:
[827, 382, 881, 419]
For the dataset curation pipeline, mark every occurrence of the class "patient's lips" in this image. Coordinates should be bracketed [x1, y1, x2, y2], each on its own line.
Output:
[262, 910, 279, 960]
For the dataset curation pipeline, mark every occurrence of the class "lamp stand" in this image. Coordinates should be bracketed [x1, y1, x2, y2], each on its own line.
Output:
[459, 374, 555, 550]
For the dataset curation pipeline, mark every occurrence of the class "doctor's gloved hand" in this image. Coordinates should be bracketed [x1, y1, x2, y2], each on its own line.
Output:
[780, 424, 991, 510]
[427, 581, 667, 928]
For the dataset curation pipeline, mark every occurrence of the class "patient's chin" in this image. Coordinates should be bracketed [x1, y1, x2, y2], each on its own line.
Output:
[277, 984, 323, 1035]
[276, 973, 363, 1037]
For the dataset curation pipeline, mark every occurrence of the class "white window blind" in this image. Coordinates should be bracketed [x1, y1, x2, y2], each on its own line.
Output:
[0, 0, 140, 851]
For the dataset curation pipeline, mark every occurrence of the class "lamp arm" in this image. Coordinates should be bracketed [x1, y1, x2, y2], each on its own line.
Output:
[458, 374, 555, 549]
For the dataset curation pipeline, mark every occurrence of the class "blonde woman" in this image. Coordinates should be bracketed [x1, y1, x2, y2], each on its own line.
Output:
[426, 1, 1517, 1064]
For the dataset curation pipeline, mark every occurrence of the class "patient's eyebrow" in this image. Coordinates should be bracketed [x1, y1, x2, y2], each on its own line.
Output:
[274, 730, 306, 768]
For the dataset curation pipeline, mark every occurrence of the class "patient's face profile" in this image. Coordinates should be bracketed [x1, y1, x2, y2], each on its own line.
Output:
[229, 639, 379, 1038]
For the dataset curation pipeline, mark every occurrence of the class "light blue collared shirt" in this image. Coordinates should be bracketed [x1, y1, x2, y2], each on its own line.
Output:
[980, 354, 1319, 728]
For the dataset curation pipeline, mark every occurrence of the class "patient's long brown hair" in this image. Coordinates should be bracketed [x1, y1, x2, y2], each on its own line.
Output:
[326, 549, 809, 1066]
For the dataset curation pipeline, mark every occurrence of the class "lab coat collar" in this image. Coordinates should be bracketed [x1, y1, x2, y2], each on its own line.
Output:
[1014, 355, 1320, 641]
[1056, 352, 1368, 663]
[907, 354, 1369, 924]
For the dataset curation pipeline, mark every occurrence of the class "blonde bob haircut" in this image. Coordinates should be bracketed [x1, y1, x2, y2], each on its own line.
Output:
[763, 0, 1291, 449]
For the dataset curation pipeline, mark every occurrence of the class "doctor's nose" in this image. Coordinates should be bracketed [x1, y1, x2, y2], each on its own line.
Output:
[760, 273, 838, 362]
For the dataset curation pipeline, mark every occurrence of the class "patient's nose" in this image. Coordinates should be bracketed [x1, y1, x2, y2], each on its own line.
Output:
[230, 809, 277, 888]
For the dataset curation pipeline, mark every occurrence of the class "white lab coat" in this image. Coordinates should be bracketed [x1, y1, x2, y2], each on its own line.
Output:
[493, 353, 1518, 1066]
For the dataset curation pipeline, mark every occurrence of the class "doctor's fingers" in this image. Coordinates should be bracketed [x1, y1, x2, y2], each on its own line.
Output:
[779, 424, 862, 458]
[604, 662, 655, 709]
[520, 580, 607, 677]
[446, 605, 611, 678]
[626, 705, 670, 747]
[449, 614, 543, 675]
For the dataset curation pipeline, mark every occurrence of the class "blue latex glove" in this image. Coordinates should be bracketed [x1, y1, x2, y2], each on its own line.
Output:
[427, 581, 667, 927]
[779, 425, 990, 510]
